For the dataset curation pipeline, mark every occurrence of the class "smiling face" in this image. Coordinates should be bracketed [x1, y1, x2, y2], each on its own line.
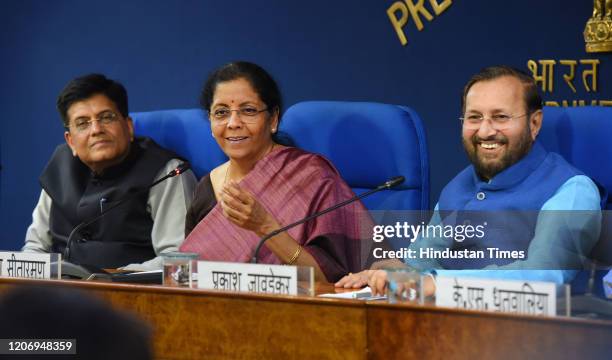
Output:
[210, 77, 278, 164]
[462, 76, 542, 180]
[64, 93, 134, 173]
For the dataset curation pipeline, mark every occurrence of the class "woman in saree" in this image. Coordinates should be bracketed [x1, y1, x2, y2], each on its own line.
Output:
[181, 61, 371, 282]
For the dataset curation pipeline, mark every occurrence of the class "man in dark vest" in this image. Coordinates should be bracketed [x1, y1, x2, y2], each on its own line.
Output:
[337, 66, 602, 295]
[23, 74, 197, 269]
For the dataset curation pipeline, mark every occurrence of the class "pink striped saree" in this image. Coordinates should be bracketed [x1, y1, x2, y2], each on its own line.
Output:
[180, 147, 372, 282]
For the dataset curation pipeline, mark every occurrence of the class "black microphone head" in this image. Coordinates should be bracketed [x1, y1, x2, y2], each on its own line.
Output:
[384, 176, 405, 189]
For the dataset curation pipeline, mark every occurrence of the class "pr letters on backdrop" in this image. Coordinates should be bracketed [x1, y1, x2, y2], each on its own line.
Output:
[386, 0, 454, 46]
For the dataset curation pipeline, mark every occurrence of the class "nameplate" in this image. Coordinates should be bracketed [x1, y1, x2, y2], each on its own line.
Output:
[197, 261, 298, 296]
[0, 252, 52, 280]
[435, 276, 556, 317]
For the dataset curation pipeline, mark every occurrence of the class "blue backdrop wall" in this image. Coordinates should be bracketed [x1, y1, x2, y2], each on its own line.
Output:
[1, 0, 610, 249]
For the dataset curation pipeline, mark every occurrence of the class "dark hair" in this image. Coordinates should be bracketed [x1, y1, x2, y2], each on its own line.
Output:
[201, 61, 282, 113]
[200, 61, 293, 145]
[461, 66, 543, 115]
[0, 286, 152, 360]
[57, 73, 129, 128]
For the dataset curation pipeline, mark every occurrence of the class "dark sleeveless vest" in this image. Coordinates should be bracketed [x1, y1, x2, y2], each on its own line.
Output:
[40, 137, 177, 268]
[436, 142, 583, 269]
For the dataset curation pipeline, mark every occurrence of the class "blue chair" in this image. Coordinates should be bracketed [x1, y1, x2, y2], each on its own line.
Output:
[540, 106, 612, 210]
[540, 106, 612, 267]
[131, 109, 227, 178]
[539, 106, 612, 314]
[282, 101, 429, 211]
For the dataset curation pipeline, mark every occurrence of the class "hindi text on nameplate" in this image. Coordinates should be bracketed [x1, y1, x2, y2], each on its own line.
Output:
[435, 276, 557, 317]
[197, 261, 298, 295]
[0, 251, 55, 280]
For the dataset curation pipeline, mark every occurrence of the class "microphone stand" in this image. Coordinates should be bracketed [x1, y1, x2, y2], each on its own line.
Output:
[251, 176, 405, 263]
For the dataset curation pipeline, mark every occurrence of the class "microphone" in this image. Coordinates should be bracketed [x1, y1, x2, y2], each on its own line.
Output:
[173, 162, 191, 176]
[382, 176, 405, 189]
[63, 162, 191, 262]
[251, 175, 405, 263]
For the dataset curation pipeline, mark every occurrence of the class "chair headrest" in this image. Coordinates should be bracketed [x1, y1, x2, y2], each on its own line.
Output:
[131, 109, 227, 178]
[282, 101, 429, 192]
[540, 106, 612, 208]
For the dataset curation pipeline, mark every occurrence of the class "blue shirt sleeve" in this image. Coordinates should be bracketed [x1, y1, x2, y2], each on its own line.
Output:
[604, 270, 612, 298]
[409, 175, 601, 285]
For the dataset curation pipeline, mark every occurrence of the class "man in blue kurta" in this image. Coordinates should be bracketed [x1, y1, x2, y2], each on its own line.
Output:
[337, 66, 602, 294]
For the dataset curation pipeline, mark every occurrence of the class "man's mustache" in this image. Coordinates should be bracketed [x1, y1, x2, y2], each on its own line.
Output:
[470, 133, 508, 145]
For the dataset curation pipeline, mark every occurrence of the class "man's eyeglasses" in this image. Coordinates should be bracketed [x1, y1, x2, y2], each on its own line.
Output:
[70, 112, 119, 132]
[460, 113, 529, 130]
[209, 106, 268, 126]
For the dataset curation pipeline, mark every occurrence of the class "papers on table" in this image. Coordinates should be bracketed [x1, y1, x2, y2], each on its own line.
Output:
[318, 286, 386, 300]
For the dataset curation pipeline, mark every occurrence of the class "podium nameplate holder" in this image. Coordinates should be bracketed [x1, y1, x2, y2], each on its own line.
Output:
[197, 261, 314, 296]
[435, 276, 566, 317]
[0, 251, 60, 280]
